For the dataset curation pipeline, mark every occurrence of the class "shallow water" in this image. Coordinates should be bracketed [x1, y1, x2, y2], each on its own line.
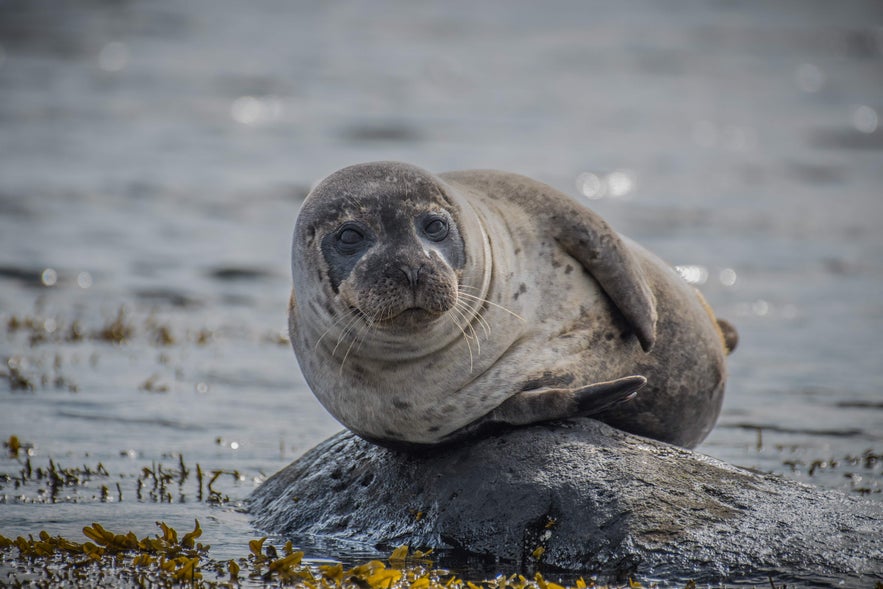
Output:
[1, 0, 881, 585]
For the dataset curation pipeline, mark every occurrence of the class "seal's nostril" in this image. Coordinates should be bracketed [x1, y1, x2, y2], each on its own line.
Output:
[398, 265, 418, 287]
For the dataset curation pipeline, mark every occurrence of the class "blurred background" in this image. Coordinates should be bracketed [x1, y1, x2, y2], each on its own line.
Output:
[0, 0, 881, 570]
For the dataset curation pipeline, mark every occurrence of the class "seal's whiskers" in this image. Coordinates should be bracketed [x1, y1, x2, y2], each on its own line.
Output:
[331, 311, 363, 359]
[315, 308, 360, 351]
[352, 308, 379, 356]
[465, 299, 492, 337]
[446, 307, 475, 373]
[338, 309, 376, 374]
[449, 301, 481, 356]
[458, 291, 526, 322]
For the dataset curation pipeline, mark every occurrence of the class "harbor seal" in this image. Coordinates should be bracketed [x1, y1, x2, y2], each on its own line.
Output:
[289, 161, 736, 449]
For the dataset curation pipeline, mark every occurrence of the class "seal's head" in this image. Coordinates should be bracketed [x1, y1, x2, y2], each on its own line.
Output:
[292, 162, 481, 344]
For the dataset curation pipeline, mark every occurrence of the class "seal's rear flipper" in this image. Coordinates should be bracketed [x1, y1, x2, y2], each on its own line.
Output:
[573, 375, 647, 416]
[490, 375, 647, 426]
[716, 318, 739, 355]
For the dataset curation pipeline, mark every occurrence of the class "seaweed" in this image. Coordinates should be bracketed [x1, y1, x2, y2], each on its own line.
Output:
[1, 522, 652, 589]
[94, 307, 135, 344]
[0, 520, 209, 586]
[0, 451, 246, 508]
[138, 373, 170, 393]
[1, 358, 35, 391]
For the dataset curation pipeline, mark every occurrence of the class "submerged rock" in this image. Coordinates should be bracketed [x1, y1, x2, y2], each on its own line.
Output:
[250, 419, 882, 586]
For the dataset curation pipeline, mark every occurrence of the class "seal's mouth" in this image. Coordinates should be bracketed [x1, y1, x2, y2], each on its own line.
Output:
[382, 307, 442, 326]
[354, 306, 442, 330]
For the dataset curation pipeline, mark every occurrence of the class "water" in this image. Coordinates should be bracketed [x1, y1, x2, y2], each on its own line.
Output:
[1, 0, 881, 584]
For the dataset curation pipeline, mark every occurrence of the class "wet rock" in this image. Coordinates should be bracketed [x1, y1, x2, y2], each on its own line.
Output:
[250, 418, 883, 586]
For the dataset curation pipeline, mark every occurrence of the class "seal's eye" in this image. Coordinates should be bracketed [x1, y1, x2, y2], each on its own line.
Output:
[339, 228, 363, 245]
[423, 217, 449, 241]
[335, 225, 367, 254]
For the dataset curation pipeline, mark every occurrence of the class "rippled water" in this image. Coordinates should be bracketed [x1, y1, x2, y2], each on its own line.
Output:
[1, 0, 881, 584]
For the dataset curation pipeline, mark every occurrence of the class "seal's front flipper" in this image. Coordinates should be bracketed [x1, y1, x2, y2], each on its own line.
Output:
[440, 171, 657, 351]
[490, 375, 647, 426]
[555, 219, 658, 352]
[436, 375, 646, 446]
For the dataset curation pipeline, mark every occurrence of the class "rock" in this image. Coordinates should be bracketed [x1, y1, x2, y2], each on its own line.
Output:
[250, 418, 883, 586]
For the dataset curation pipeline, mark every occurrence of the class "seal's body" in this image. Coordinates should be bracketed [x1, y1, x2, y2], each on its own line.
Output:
[289, 162, 735, 449]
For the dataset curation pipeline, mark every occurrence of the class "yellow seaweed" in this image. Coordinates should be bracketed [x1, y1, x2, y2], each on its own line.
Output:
[0, 521, 703, 589]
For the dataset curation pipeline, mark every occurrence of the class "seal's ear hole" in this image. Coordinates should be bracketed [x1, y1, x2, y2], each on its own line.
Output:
[421, 215, 449, 241]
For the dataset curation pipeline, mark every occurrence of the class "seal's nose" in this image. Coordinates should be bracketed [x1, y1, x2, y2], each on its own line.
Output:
[397, 264, 424, 288]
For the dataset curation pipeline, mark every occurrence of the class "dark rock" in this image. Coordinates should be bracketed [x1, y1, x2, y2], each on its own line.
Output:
[250, 418, 883, 587]
[133, 288, 200, 308]
[340, 121, 423, 143]
[0, 264, 44, 286]
[208, 266, 276, 281]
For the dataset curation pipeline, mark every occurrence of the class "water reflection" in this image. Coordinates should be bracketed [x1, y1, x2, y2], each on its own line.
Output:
[674, 264, 709, 285]
[796, 63, 825, 93]
[76, 271, 93, 289]
[230, 95, 284, 126]
[674, 265, 739, 287]
[735, 299, 800, 320]
[752, 299, 770, 317]
[98, 41, 129, 73]
[719, 268, 737, 287]
[43, 317, 57, 334]
[575, 169, 634, 200]
[853, 105, 878, 134]
[607, 169, 634, 198]
[41, 268, 57, 286]
[576, 172, 603, 199]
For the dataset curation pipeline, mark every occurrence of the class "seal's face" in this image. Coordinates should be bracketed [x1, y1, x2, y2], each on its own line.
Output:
[295, 162, 468, 335]
[320, 203, 464, 330]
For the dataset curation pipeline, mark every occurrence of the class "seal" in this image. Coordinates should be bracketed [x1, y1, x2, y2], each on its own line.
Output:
[289, 161, 736, 449]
